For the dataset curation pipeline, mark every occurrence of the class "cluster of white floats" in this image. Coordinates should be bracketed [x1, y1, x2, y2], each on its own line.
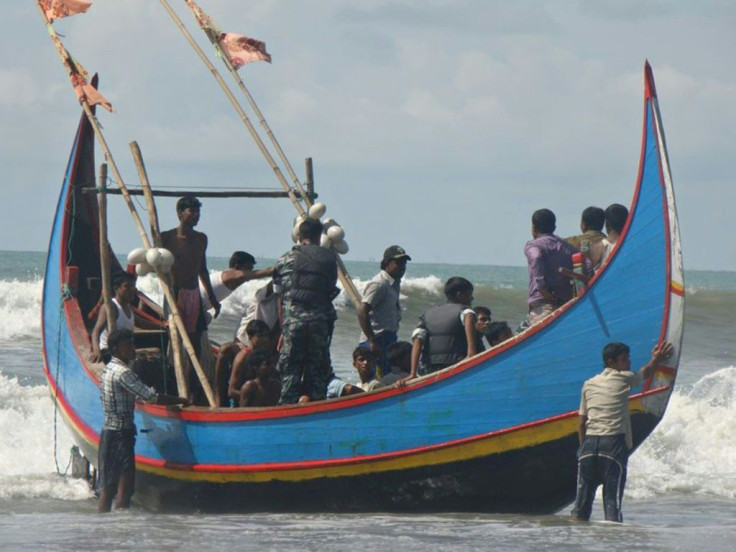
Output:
[127, 247, 174, 276]
[293, 202, 349, 254]
[126, 202, 347, 277]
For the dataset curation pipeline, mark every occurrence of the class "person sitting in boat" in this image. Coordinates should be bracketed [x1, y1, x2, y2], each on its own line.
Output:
[523, 208, 582, 326]
[570, 340, 673, 523]
[407, 277, 478, 379]
[599, 203, 629, 267]
[357, 245, 411, 379]
[375, 341, 413, 388]
[90, 272, 138, 364]
[227, 319, 271, 407]
[325, 373, 365, 399]
[353, 347, 380, 392]
[235, 280, 281, 350]
[566, 206, 608, 271]
[199, 250, 274, 315]
[237, 349, 281, 407]
[97, 329, 188, 513]
[474, 306, 492, 352]
[273, 218, 339, 404]
[485, 321, 514, 347]
[160, 195, 219, 404]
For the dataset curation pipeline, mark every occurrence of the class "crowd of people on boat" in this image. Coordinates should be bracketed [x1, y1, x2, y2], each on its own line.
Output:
[90, 196, 630, 409]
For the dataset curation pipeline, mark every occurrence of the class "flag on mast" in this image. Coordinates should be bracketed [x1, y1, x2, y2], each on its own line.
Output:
[67, 55, 113, 112]
[39, 0, 92, 22]
[219, 33, 271, 68]
[185, 0, 271, 69]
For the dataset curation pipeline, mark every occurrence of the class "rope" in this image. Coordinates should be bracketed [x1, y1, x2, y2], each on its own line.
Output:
[52, 184, 78, 477]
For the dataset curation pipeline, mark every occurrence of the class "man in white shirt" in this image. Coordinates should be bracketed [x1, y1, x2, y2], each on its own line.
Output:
[570, 340, 673, 523]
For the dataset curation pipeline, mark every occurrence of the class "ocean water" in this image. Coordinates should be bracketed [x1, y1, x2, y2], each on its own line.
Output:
[1, 250, 735, 551]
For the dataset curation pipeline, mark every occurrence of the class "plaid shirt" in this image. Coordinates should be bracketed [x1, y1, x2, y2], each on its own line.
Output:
[100, 357, 157, 430]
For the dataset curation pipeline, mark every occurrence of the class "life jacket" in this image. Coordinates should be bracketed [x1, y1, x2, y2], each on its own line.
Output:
[421, 303, 467, 371]
[285, 245, 338, 307]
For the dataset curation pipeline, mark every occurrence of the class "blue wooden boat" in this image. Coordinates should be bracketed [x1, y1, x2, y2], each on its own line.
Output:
[42, 62, 683, 512]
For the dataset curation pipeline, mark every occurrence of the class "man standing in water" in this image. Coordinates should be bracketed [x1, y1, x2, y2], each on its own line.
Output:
[273, 218, 339, 404]
[161, 195, 219, 402]
[357, 245, 411, 378]
[570, 340, 673, 523]
[98, 329, 187, 513]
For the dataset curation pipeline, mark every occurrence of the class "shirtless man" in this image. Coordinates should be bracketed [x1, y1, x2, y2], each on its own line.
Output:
[160, 195, 218, 402]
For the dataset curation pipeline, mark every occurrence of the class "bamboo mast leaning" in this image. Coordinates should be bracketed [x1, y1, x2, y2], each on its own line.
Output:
[97, 163, 116, 335]
[130, 142, 187, 400]
[160, 0, 362, 308]
[36, 4, 216, 406]
[130, 142, 217, 408]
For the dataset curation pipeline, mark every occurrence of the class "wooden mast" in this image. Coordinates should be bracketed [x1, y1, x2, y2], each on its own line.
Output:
[161, 0, 362, 309]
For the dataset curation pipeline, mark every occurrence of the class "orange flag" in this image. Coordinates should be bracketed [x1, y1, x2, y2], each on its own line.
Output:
[40, 0, 92, 21]
[219, 33, 271, 68]
[70, 73, 113, 112]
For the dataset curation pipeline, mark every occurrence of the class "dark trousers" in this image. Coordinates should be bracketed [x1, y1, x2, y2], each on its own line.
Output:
[278, 319, 334, 404]
[570, 434, 629, 522]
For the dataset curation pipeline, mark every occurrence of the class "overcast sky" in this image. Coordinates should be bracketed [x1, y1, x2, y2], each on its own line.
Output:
[3, 1, 735, 271]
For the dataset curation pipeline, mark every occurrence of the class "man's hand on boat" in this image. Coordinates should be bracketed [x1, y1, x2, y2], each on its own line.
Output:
[642, 341, 674, 379]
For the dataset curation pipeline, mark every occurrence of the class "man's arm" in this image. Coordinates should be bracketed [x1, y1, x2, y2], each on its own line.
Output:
[198, 234, 221, 318]
[222, 266, 275, 291]
[463, 310, 477, 358]
[228, 350, 248, 400]
[407, 334, 424, 381]
[358, 302, 382, 355]
[89, 305, 109, 362]
[577, 414, 587, 445]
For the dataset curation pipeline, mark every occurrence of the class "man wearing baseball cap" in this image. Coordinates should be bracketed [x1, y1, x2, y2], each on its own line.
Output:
[357, 245, 411, 378]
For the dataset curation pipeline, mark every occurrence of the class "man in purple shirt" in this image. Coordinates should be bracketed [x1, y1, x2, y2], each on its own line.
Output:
[524, 209, 579, 325]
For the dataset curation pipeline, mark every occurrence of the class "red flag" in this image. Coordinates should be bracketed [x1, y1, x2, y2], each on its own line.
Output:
[40, 0, 92, 21]
[219, 32, 272, 69]
[70, 73, 113, 112]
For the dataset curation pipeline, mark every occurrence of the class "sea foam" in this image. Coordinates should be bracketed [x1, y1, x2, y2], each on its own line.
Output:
[628, 365, 736, 499]
[0, 372, 91, 500]
[0, 279, 43, 341]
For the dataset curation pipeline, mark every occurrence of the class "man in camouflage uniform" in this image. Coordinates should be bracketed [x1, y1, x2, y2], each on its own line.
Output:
[274, 218, 339, 404]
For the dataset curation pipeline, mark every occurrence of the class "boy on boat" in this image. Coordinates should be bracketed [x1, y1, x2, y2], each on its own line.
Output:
[357, 245, 411, 378]
[90, 272, 137, 364]
[600, 204, 630, 266]
[570, 340, 673, 523]
[237, 349, 281, 407]
[566, 206, 608, 271]
[375, 341, 413, 388]
[199, 250, 274, 313]
[353, 347, 379, 392]
[98, 329, 187, 513]
[407, 277, 478, 379]
[227, 320, 272, 407]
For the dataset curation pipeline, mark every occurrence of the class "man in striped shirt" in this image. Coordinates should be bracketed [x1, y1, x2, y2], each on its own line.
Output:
[98, 329, 187, 513]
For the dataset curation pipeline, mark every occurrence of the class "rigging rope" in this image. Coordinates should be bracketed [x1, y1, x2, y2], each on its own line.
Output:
[52, 181, 78, 477]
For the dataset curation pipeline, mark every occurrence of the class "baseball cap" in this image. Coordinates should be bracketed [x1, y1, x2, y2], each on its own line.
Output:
[382, 245, 411, 262]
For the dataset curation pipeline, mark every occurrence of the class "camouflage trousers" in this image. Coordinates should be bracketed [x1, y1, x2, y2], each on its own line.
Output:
[277, 319, 334, 404]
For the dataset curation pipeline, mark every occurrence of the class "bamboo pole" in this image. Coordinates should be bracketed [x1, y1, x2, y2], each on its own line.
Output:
[130, 142, 216, 407]
[97, 163, 116, 333]
[36, 3, 152, 250]
[164, 0, 362, 308]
